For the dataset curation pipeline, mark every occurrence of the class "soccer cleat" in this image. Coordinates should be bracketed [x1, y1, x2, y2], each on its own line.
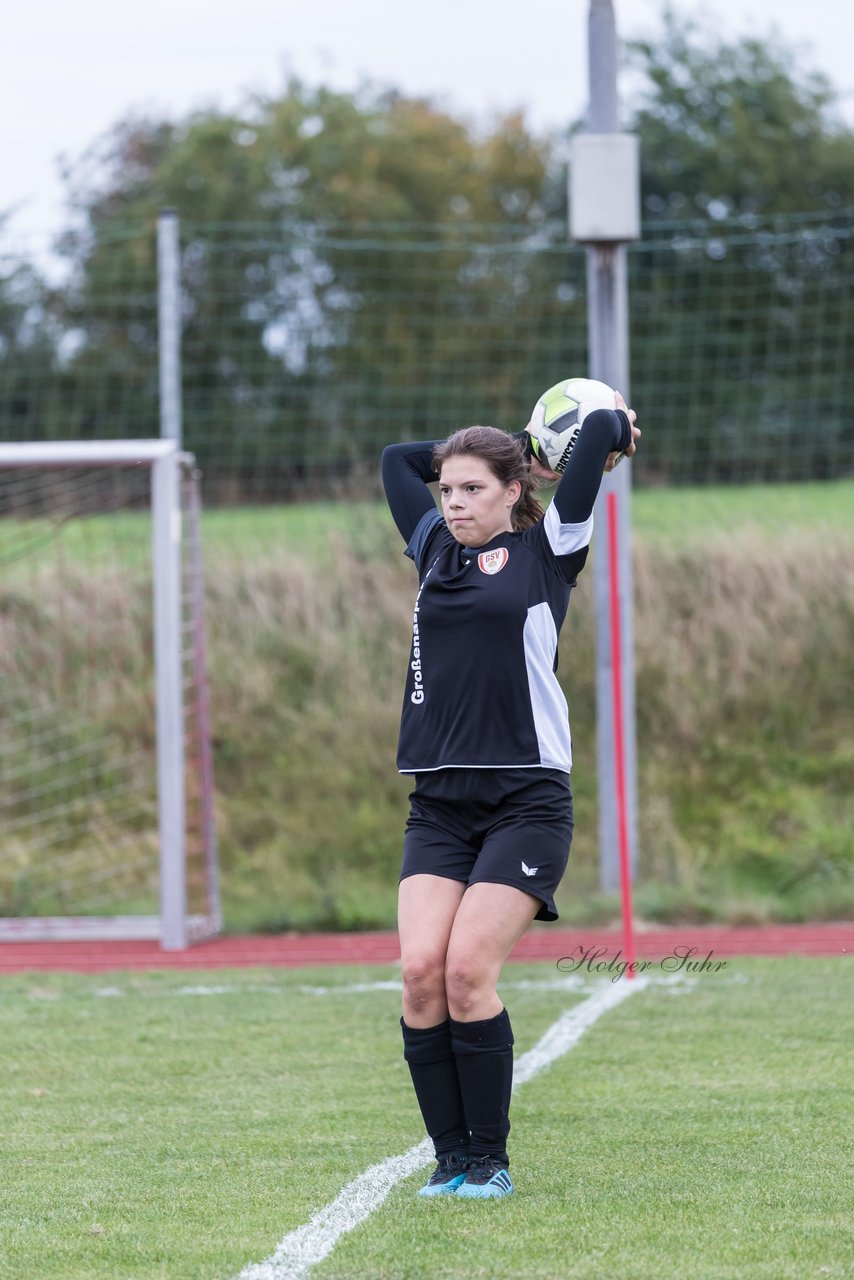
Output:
[456, 1155, 514, 1199]
[417, 1151, 469, 1197]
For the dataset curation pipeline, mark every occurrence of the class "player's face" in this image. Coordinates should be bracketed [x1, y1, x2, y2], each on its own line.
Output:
[438, 455, 520, 547]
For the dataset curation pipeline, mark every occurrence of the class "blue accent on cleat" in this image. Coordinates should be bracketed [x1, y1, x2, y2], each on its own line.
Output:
[456, 1156, 514, 1199]
[417, 1151, 469, 1197]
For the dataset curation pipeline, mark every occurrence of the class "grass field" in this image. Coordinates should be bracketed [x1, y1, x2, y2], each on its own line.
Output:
[1, 955, 851, 1280]
[198, 477, 854, 556]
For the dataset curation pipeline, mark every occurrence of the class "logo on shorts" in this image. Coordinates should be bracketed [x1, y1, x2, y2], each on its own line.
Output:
[521, 861, 538, 877]
[478, 547, 509, 575]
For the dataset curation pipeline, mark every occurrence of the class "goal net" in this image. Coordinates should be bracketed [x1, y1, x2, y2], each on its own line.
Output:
[0, 441, 220, 948]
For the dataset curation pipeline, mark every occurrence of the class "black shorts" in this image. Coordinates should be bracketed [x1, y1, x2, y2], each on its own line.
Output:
[399, 767, 573, 922]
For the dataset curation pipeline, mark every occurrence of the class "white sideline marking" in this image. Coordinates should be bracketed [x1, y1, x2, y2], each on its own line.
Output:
[83, 977, 591, 1001]
[235, 976, 649, 1280]
[57, 974, 694, 1004]
[513, 975, 648, 1085]
[293, 980, 403, 996]
[237, 1139, 434, 1280]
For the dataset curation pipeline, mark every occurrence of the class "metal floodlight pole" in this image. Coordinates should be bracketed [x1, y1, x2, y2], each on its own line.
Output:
[157, 210, 183, 447]
[570, 0, 640, 896]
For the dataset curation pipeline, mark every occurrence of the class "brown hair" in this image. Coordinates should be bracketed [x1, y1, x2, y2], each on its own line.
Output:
[432, 426, 544, 531]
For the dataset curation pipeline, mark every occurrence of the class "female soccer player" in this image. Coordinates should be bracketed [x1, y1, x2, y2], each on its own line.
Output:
[381, 394, 639, 1199]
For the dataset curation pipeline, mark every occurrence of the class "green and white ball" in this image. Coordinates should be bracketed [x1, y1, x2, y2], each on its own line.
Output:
[526, 377, 616, 473]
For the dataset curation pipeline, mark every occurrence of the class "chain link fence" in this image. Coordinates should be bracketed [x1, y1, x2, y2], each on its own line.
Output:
[1, 210, 852, 500]
[3, 212, 853, 928]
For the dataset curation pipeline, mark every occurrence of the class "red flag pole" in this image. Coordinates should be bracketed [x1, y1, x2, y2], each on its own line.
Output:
[606, 491, 635, 976]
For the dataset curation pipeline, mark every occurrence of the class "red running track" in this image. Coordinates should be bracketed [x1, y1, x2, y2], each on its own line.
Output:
[0, 923, 850, 974]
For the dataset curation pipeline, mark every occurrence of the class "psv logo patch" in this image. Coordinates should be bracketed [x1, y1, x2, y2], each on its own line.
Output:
[477, 547, 509, 575]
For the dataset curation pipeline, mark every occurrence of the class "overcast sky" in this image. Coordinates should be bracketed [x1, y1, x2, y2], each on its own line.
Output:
[2, 0, 852, 242]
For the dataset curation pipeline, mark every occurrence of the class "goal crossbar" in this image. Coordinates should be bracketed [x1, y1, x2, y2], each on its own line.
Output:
[0, 441, 177, 467]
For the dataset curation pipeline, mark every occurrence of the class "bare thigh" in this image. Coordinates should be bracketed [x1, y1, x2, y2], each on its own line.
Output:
[398, 873, 467, 1027]
[444, 882, 540, 1022]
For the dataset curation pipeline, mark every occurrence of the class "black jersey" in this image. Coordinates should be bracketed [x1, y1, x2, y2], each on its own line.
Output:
[382, 410, 631, 775]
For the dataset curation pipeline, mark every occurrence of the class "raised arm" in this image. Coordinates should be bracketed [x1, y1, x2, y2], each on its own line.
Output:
[550, 407, 633, 523]
[381, 440, 440, 544]
[520, 405, 636, 580]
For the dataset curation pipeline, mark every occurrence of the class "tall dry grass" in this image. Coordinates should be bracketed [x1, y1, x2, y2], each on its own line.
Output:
[629, 530, 854, 919]
[3, 524, 852, 926]
[1, 565, 160, 915]
[203, 523, 854, 926]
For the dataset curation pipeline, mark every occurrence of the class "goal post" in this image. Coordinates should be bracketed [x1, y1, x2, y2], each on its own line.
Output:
[0, 440, 220, 949]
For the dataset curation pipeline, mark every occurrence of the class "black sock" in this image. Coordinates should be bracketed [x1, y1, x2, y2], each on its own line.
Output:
[449, 1008, 514, 1166]
[400, 1018, 468, 1158]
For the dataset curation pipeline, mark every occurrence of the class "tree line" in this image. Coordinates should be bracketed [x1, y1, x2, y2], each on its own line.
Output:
[2, 11, 853, 492]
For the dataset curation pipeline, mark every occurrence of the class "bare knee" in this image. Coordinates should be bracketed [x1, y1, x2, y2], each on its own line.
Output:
[401, 952, 447, 1023]
[444, 950, 495, 1021]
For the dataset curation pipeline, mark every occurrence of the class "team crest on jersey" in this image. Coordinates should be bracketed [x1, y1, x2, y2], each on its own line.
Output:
[478, 547, 509, 575]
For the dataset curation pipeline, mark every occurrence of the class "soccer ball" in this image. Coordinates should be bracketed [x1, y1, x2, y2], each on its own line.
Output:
[526, 377, 616, 474]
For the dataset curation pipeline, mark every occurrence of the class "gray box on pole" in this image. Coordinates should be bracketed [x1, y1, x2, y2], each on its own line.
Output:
[569, 134, 640, 242]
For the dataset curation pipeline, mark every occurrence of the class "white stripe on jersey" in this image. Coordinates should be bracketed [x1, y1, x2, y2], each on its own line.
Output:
[523, 602, 573, 771]
[543, 503, 594, 557]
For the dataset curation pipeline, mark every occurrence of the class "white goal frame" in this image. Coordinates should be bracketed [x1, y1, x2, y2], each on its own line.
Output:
[0, 440, 221, 949]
